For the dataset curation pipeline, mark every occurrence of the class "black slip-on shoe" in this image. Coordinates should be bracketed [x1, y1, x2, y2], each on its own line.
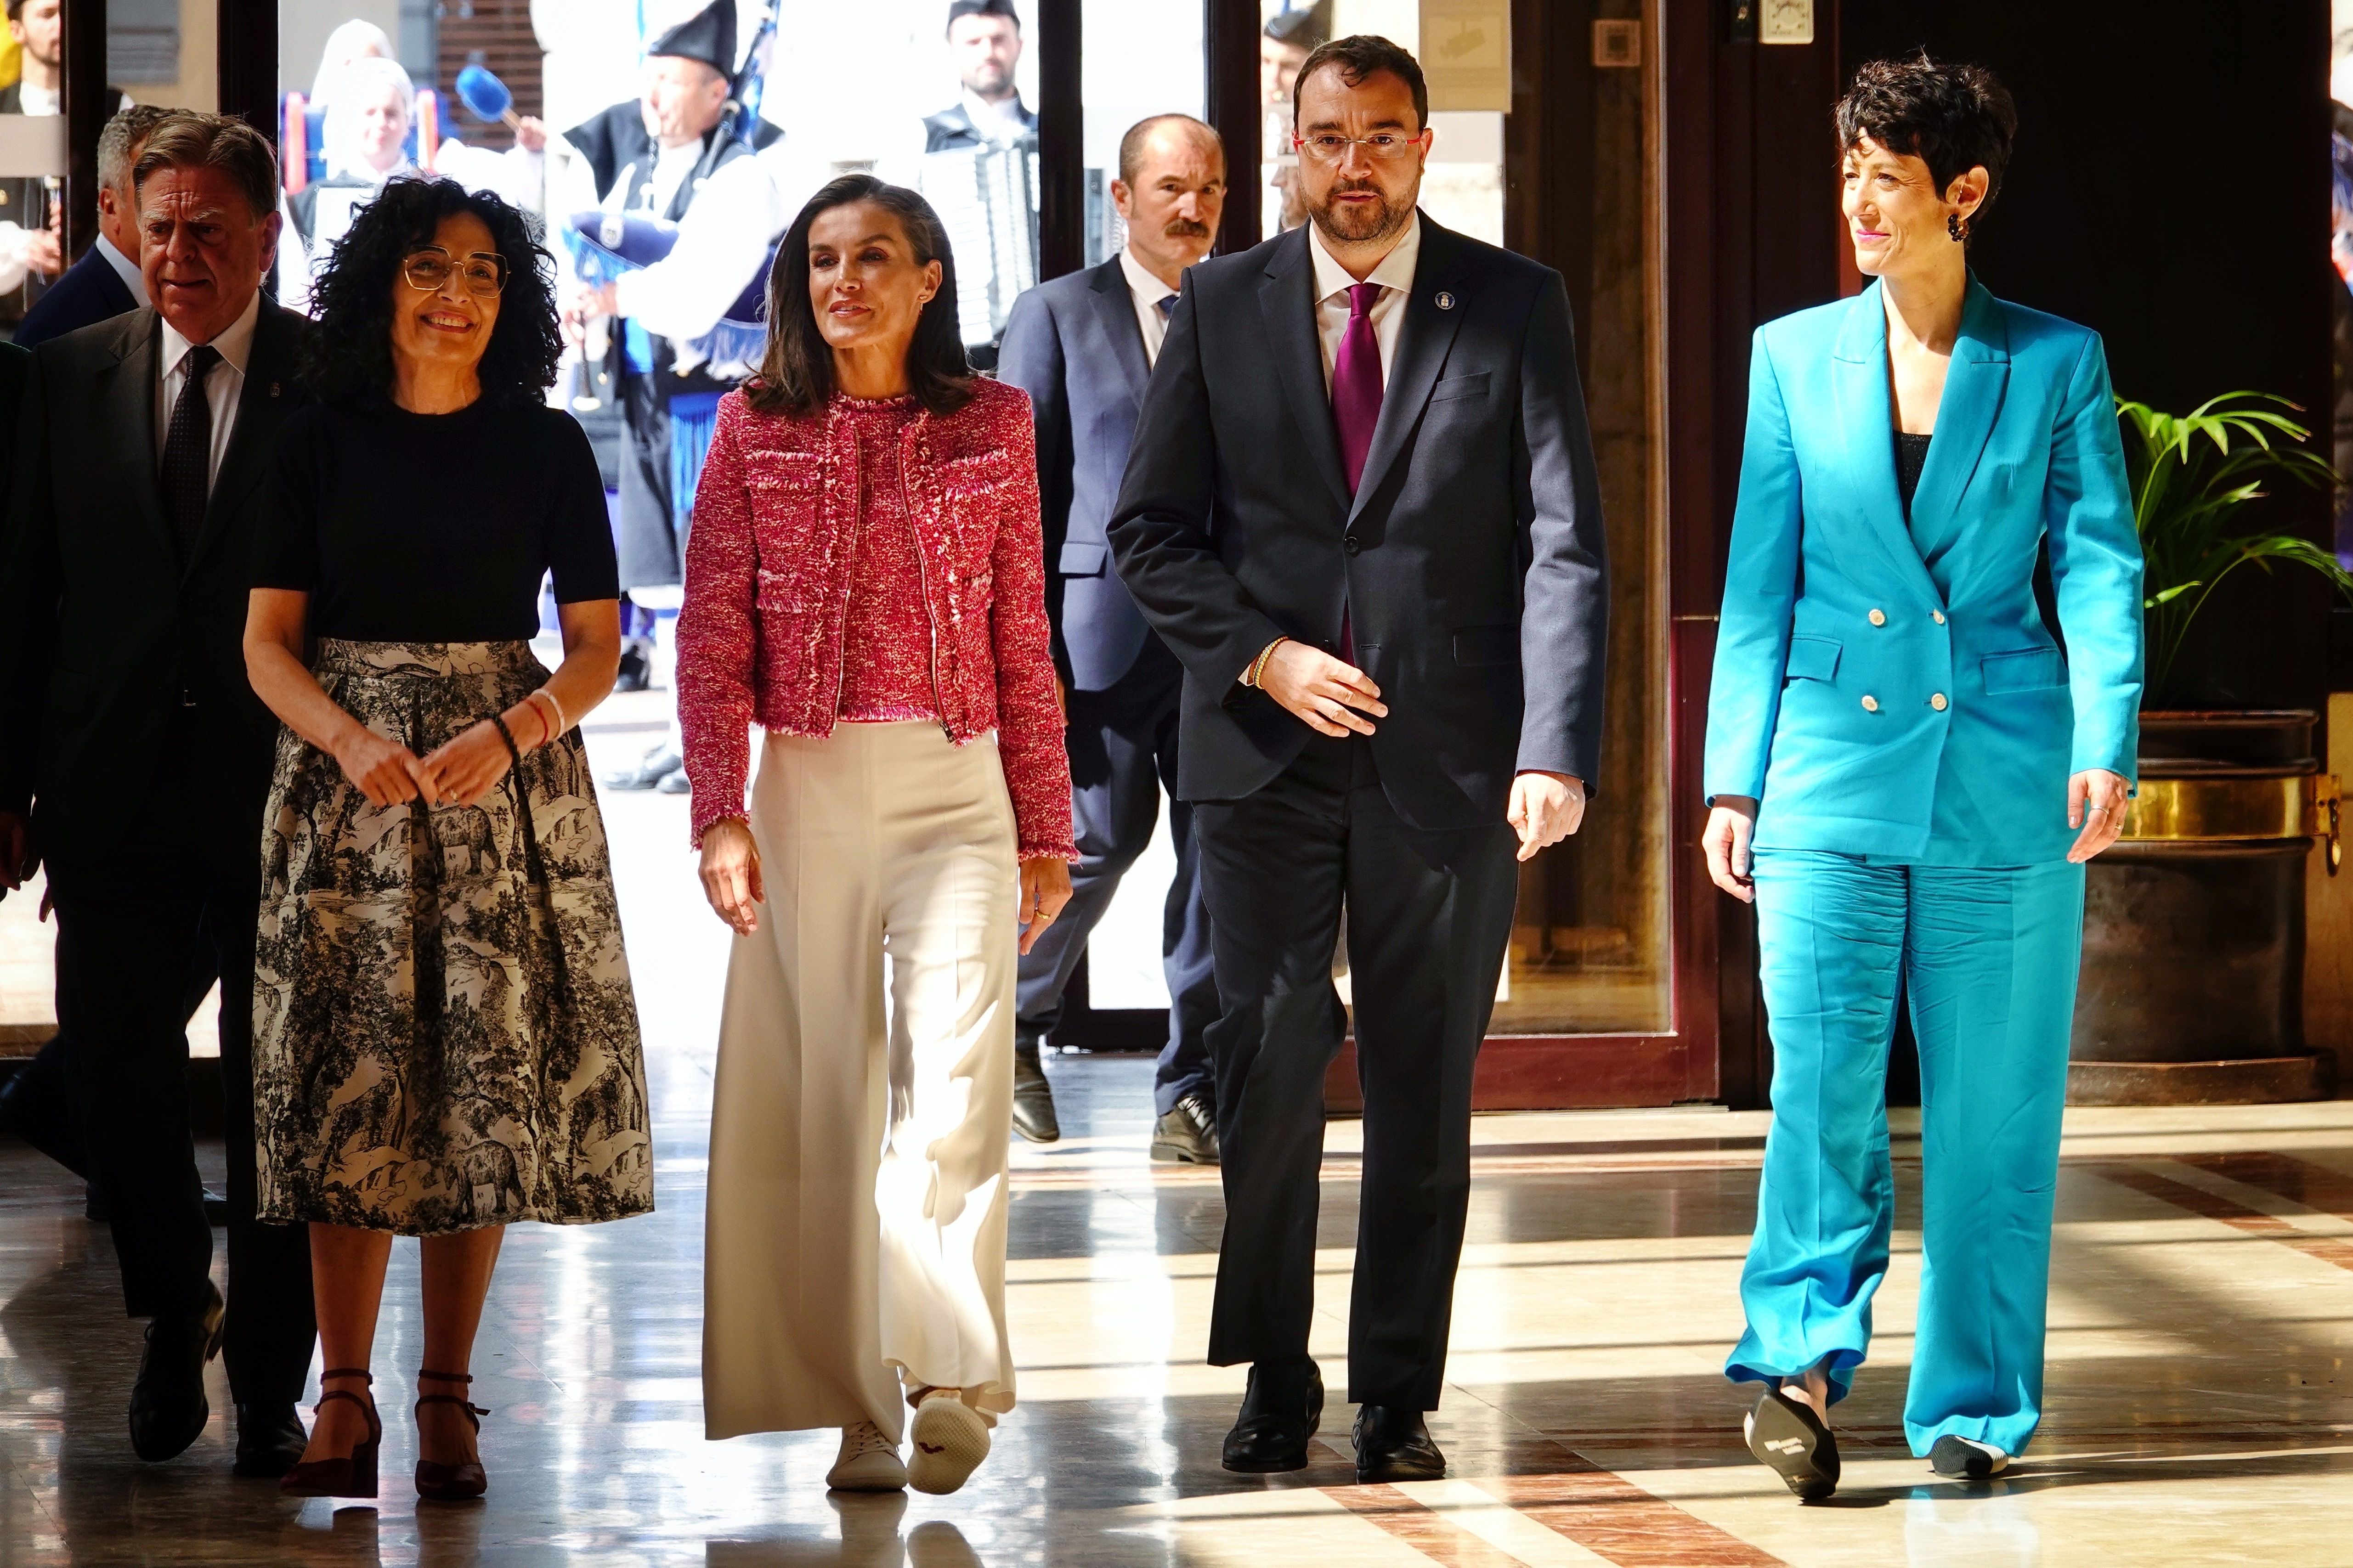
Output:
[1352, 1404, 1445, 1483]
[1011, 1045, 1060, 1144]
[232, 1402, 308, 1478]
[129, 1280, 225, 1462]
[1221, 1359, 1323, 1473]
[1745, 1387, 1839, 1501]
[1929, 1434, 2010, 1480]
[1149, 1091, 1219, 1164]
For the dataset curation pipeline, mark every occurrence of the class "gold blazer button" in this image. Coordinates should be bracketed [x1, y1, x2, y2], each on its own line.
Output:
[1868, 608, 1886, 626]
[1930, 693, 1949, 711]
[1861, 695, 1879, 713]
[1932, 610, 1946, 624]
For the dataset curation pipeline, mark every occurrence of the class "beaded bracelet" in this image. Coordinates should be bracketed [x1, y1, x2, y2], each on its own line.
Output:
[1245, 638, 1286, 689]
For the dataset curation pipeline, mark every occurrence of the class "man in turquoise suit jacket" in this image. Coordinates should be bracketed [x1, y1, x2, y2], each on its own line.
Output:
[1702, 261, 2143, 1491]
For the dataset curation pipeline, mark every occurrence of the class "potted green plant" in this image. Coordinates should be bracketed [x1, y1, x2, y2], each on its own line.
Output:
[2072, 393, 2349, 1106]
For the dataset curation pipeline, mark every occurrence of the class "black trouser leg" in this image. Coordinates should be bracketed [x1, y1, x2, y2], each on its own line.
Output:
[1014, 648, 1181, 1039]
[2, 1030, 87, 1177]
[1341, 800, 1517, 1410]
[201, 880, 315, 1408]
[51, 871, 212, 1321]
[1196, 737, 1352, 1369]
[1156, 774, 1220, 1117]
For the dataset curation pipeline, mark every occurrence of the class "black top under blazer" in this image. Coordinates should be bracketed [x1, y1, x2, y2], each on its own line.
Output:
[1105, 214, 1609, 832]
[0, 303, 310, 873]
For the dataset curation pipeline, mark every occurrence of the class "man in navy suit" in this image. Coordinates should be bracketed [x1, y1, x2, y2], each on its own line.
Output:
[17, 103, 170, 347]
[1109, 38, 1607, 1483]
[996, 116, 1225, 1160]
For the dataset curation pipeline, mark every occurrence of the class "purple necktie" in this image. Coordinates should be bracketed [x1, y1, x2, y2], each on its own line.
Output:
[1332, 282, 1384, 493]
[1330, 282, 1383, 664]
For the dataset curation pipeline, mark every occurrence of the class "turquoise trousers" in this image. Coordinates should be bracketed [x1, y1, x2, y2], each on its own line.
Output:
[1725, 850, 2086, 1457]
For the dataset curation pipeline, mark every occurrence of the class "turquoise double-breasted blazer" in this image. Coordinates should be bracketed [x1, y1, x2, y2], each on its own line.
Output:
[1703, 278, 2144, 865]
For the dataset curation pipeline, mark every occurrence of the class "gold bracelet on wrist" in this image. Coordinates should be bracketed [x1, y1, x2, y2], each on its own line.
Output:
[1247, 638, 1284, 689]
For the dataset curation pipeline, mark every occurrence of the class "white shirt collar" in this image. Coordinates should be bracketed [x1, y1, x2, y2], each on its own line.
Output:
[1305, 209, 1422, 305]
[160, 287, 261, 381]
[94, 233, 149, 305]
[1118, 246, 1176, 309]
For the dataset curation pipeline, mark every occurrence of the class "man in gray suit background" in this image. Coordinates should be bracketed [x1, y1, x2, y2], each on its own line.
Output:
[996, 115, 1226, 1162]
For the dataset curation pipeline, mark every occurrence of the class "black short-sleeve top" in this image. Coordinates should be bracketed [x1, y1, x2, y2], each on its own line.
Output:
[255, 399, 618, 642]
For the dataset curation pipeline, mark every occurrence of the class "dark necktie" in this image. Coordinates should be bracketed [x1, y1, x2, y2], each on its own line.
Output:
[161, 344, 221, 560]
[1331, 282, 1384, 494]
[1155, 294, 1175, 321]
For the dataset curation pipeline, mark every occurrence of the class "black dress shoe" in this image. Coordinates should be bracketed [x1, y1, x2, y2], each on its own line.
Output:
[202, 1190, 232, 1226]
[613, 638, 655, 693]
[232, 1402, 308, 1478]
[602, 745, 683, 791]
[1011, 1043, 1059, 1144]
[1745, 1387, 1839, 1501]
[1221, 1358, 1323, 1473]
[129, 1280, 225, 1462]
[1149, 1091, 1220, 1164]
[1352, 1404, 1445, 1482]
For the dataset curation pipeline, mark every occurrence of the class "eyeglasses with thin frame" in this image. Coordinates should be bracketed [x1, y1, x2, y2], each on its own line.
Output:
[401, 247, 509, 297]
[1291, 130, 1431, 165]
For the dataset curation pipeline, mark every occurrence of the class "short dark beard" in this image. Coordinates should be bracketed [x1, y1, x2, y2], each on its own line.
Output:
[1308, 181, 1411, 248]
[963, 64, 1015, 101]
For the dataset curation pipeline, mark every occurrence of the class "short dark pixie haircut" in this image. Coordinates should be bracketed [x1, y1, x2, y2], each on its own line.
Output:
[752, 173, 974, 420]
[1835, 53, 2018, 225]
[297, 177, 564, 410]
[1291, 34, 1426, 132]
[133, 111, 279, 225]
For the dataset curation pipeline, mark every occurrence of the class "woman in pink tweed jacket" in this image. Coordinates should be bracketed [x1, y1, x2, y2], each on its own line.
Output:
[676, 175, 1074, 1499]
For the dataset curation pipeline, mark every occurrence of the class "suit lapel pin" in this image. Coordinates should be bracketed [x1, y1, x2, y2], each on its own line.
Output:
[1435, 291, 1455, 310]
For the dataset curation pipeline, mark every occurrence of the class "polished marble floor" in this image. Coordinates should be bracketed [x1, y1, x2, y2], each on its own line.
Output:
[8, 695, 2353, 1565]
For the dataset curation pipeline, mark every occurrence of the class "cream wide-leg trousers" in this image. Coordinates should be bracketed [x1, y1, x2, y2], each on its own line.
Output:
[703, 721, 1019, 1441]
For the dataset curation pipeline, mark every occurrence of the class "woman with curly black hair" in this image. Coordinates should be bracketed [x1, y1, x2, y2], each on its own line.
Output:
[1701, 55, 2142, 1498]
[240, 177, 654, 1502]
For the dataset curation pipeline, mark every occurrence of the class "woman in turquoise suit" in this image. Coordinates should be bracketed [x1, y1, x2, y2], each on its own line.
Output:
[1702, 56, 2143, 1498]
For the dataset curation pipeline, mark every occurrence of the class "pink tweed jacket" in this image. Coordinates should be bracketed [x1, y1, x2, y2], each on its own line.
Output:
[675, 378, 1077, 860]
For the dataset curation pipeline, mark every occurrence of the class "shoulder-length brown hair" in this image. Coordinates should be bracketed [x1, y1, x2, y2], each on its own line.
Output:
[748, 174, 974, 418]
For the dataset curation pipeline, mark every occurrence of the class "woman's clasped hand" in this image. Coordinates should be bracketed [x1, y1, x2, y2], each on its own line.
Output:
[327, 701, 557, 808]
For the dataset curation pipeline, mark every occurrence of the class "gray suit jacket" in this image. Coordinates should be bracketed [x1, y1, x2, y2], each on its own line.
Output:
[1107, 215, 1608, 830]
[997, 254, 1159, 694]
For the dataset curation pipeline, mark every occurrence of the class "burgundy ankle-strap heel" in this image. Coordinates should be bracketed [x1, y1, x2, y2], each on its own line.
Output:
[280, 1368, 380, 1498]
[413, 1368, 491, 1502]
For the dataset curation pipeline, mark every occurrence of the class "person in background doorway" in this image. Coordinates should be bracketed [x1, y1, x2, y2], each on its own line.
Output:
[1261, 3, 1329, 235]
[1701, 56, 2143, 1500]
[0, 109, 318, 1479]
[682, 175, 1073, 1499]
[1108, 35, 1606, 1485]
[926, 0, 1035, 152]
[562, 0, 774, 793]
[0, 0, 131, 321]
[15, 102, 169, 346]
[995, 114, 1227, 1159]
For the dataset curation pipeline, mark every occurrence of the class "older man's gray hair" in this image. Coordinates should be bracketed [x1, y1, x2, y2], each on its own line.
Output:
[97, 102, 177, 195]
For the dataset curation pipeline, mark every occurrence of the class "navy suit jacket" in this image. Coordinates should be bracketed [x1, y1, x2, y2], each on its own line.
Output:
[13, 242, 137, 349]
[997, 255, 1159, 694]
[1107, 215, 1610, 830]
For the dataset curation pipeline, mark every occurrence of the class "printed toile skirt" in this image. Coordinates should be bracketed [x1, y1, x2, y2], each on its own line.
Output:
[254, 639, 655, 1236]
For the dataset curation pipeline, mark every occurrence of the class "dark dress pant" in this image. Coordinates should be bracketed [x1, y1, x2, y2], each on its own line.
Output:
[617, 364, 679, 592]
[1193, 733, 1518, 1410]
[1014, 639, 1218, 1116]
[45, 716, 315, 1407]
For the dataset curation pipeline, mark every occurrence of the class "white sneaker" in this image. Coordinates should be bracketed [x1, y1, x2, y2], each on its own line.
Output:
[906, 1393, 990, 1495]
[826, 1420, 908, 1491]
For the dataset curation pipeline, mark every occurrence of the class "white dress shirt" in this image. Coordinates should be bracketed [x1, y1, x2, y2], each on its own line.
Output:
[1118, 246, 1178, 367]
[154, 288, 260, 491]
[94, 232, 148, 305]
[960, 90, 1033, 146]
[1304, 211, 1422, 394]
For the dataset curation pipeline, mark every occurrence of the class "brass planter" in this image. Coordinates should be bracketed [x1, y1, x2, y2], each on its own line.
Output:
[2070, 710, 2338, 1105]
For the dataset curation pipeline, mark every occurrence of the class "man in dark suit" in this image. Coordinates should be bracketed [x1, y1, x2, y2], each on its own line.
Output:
[996, 115, 1226, 1159]
[0, 112, 316, 1474]
[1108, 37, 1607, 1483]
[15, 102, 168, 347]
